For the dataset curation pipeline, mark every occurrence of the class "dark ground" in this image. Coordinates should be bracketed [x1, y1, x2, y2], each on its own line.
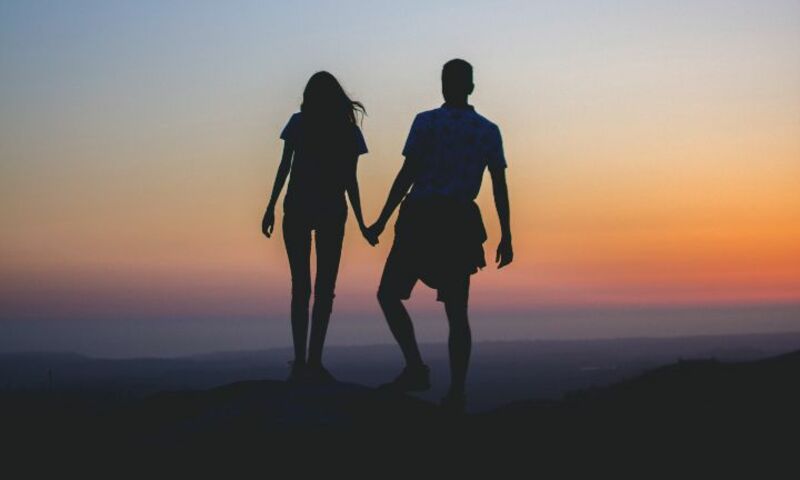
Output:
[2, 334, 799, 473]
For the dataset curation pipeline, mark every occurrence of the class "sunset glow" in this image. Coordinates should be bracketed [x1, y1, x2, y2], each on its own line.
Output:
[1, 1, 798, 354]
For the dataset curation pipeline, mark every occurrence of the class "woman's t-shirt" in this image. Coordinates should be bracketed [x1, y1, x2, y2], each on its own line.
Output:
[280, 112, 368, 220]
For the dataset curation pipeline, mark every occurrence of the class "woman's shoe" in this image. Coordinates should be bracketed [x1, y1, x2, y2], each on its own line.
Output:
[305, 364, 337, 384]
[440, 389, 466, 414]
[286, 360, 307, 383]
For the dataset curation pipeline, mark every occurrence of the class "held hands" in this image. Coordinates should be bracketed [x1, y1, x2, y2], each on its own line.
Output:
[361, 218, 383, 246]
[262, 206, 275, 238]
[360, 223, 379, 246]
[496, 235, 513, 269]
[364, 220, 386, 246]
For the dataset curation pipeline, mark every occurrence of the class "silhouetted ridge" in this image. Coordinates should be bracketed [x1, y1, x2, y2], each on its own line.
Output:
[3, 349, 799, 463]
[484, 347, 800, 447]
[130, 379, 439, 433]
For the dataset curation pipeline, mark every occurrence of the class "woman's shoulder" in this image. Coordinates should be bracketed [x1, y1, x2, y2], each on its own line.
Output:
[280, 112, 303, 142]
[288, 111, 303, 123]
[351, 121, 368, 154]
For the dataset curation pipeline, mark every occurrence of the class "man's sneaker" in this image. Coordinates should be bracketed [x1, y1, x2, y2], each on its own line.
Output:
[378, 364, 431, 392]
[286, 360, 307, 383]
[305, 364, 337, 384]
[440, 389, 466, 414]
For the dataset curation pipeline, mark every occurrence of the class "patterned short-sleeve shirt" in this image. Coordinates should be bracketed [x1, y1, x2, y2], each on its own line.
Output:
[403, 104, 505, 201]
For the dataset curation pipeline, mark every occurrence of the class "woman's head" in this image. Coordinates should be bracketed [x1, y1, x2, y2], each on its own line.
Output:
[301, 71, 365, 125]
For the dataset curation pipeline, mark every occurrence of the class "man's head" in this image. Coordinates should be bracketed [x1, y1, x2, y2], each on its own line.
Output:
[441, 59, 474, 104]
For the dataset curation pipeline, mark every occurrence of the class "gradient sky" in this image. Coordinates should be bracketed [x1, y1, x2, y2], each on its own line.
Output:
[1, 1, 799, 355]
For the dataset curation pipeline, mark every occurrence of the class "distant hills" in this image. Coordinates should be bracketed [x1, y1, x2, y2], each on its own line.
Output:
[2, 344, 798, 469]
[4, 331, 800, 412]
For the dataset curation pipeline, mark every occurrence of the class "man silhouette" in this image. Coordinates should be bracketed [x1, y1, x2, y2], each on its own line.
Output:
[368, 59, 513, 411]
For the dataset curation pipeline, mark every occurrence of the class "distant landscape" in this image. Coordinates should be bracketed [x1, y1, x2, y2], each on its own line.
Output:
[4, 331, 800, 412]
[3, 331, 800, 467]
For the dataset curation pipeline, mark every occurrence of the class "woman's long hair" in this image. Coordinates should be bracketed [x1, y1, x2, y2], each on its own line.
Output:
[297, 71, 365, 186]
[301, 71, 365, 126]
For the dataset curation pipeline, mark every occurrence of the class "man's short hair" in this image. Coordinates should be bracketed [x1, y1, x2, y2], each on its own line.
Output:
[442, 59, 473, 86]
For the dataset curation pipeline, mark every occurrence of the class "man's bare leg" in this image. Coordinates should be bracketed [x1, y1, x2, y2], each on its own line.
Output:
[377, 291, 424, 368]
[444, 295, 471, 396]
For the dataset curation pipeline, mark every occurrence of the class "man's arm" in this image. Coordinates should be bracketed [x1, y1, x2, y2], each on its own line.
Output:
[490, 167, 513, 268]
[367, 155, 419, 240]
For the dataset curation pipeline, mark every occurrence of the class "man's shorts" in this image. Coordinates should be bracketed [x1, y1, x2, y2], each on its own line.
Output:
[377, 197, 486, 304]
[378, 236, 471, 303]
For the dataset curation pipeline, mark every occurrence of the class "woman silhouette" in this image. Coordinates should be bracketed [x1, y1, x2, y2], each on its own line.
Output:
[262, 72, 375, 383]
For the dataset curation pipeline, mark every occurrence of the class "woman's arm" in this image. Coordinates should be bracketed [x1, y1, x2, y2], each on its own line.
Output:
[262, 142, 294, 238]
[346, 156, 377, 246]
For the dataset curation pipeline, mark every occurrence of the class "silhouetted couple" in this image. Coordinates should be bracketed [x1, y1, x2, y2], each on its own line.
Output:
[262, 59, 513, 411]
